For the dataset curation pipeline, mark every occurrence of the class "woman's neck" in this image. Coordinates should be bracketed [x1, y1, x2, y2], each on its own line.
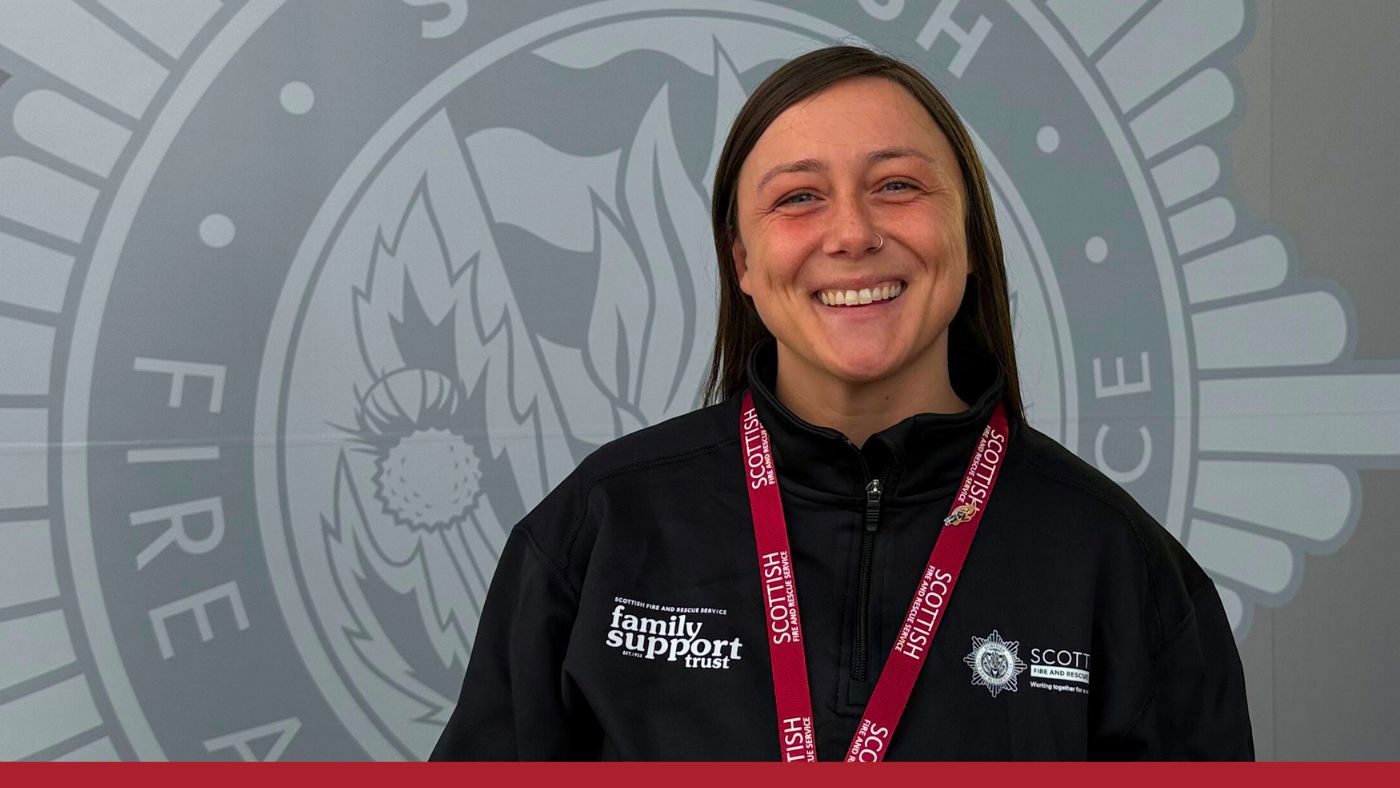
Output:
[773, 340, 969, 448]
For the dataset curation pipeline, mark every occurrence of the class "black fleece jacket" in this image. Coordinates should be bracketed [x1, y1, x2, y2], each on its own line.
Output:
[430, 341, 1253, 760]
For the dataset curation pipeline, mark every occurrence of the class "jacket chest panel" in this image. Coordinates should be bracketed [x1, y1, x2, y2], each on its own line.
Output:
[568, 500, 1094, 759]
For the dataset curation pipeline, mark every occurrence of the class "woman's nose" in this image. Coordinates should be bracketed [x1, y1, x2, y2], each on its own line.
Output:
[822, 192, 880, 258]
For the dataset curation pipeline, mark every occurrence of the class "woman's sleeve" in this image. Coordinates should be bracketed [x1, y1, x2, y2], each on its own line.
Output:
[428, 525, 600, 760]
[1105, 582, 1254, 759]
[1090, 521, 1255, 760]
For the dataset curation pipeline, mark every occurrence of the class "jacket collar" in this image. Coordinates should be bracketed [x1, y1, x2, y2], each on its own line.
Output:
[745, 337, 1006, 503]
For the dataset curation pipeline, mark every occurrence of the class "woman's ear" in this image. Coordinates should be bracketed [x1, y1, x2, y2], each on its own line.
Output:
[732, 236, 752, 295]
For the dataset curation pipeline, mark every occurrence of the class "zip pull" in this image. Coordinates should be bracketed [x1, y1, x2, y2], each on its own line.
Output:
[864, 478, 882, 532]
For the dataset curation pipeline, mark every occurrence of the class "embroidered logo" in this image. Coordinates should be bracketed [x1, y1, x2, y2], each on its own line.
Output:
[964, 630, 1027, 697]
[606, 597, 744, 670]
[1028, 646, 1091, 695]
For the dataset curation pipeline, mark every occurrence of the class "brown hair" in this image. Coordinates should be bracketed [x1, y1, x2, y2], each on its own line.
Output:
[703, 45, 1023, 424]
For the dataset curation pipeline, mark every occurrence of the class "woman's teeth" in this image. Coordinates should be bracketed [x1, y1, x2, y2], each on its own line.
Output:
[817, 281, 903, 306]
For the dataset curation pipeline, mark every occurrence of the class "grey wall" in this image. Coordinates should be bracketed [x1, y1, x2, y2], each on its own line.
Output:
[0, 0, 1396, 761]
[1230, 0, 1400, 761]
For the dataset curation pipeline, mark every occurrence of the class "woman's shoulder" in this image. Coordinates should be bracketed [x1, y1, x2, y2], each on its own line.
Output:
[1005, 425, 1204, 572]
[509, 396, 740, 581]
[1004, 423, 1153, 524]
[573, 395, 740, 485]
[1004, 422, 1216, 636]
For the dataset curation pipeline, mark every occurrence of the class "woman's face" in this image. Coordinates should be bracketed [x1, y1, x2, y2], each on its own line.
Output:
[732, 76, 969, 388]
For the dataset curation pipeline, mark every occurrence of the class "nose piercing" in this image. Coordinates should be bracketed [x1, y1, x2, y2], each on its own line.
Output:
[870, 233, 884, 253]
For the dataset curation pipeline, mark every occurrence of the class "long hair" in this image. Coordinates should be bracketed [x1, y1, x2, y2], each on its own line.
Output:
[703, 45, 1023, 425]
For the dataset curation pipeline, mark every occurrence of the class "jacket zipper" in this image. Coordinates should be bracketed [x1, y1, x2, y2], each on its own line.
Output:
[851, 477, 882, 683]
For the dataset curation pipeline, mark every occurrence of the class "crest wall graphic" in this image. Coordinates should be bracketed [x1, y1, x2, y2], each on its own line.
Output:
[0, 0, 1397, 760]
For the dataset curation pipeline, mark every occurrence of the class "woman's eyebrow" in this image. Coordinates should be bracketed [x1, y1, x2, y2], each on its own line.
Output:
[756, 158, 824, 192]
[867, 146, 936, 166]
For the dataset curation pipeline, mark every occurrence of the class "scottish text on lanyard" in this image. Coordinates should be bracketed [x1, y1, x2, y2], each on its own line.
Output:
[740, 392, 1009, 762]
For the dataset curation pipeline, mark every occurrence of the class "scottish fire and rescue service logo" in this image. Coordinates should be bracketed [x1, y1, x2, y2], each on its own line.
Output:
[1, 0, 1396, 762]
[964, 630, 1027, 697]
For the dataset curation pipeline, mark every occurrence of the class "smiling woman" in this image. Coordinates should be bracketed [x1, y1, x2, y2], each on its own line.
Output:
[706, 54, 1022, 453]
[728, 76, 976, 446]
[431, 45, 1253, 762]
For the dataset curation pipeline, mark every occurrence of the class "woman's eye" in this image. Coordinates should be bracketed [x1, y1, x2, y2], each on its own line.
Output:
[881, 180, 917, 193]
[779, 192, 815, 206]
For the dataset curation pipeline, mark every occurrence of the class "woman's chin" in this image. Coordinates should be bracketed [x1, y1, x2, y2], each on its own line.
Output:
[809, 348, 909, 386]
[776, 332, 929, 387]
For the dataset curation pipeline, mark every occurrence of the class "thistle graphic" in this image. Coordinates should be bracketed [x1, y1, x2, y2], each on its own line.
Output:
[349, 368, 482, 532]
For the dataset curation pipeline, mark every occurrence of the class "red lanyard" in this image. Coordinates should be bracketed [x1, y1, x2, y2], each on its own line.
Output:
[741, 392, 1010, 762]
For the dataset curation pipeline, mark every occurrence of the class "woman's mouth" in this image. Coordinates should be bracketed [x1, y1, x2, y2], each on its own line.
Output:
[815, 280, 905, 307]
